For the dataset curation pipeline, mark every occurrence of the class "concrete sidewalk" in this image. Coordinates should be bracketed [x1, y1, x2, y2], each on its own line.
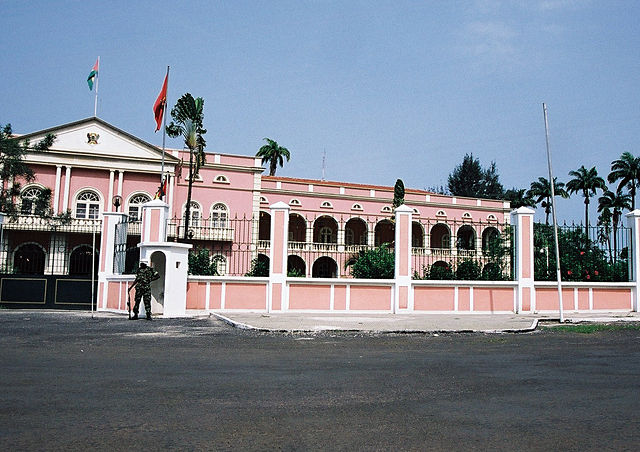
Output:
[212, 311, 640, 333]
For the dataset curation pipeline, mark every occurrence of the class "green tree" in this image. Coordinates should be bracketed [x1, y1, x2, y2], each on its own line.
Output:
[256, 138, 290, 176]
[503, 188, 536, 209]
[166, 93, 207, 239]
[188, 248, 223, 275]
[0, 124, 55, 219]
[447, 154, 504, 199]
[597, 189, 631, 259]
[566, 165, 606, 227]
[392, 179, 405, 209]
[608, 151, 640, 209]
[527, 177, 569, 225]
[347, 245, 394, 279]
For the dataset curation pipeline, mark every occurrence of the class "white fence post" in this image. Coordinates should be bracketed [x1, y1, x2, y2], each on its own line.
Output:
[394, 205, 413, 313]
[626, 210, 640, 312]
[510, 207, 535, 313]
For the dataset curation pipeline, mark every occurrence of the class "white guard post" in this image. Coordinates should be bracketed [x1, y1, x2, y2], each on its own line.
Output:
[626, 210, 640, 312]
[138, 199, 192, 317]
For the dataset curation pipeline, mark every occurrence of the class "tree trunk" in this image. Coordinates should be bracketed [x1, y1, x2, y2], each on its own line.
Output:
[584, 197, 589, 229]
[183, 148, 195, 240]
[269, 159, 276, 176]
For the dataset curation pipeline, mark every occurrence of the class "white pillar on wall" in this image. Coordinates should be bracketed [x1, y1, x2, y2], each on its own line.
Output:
[62, 166, 71, 212]
[626, 210, 640, 312]
[53, 165, 62, 214]
[511, 207, 535, 313]
[108, 170, 115, 212]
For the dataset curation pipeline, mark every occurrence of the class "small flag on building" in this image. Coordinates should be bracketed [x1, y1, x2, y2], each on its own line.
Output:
[87, 58, 99, 91]
[153, 72, 168, 132]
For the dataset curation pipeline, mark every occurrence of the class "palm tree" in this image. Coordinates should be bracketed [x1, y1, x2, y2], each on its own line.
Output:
[256, 138, 290, 176]
[608, 152, 640, 209]
[527, 177, 569, 225]
[598, 189, 631, 259]
[166, 93, 207, 240]
[566, 165, 606, 227]
[503, 188, 536, 210]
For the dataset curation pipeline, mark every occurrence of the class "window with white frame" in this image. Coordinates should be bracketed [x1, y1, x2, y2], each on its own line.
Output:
[213, 254, 227, 276]
[214, 175, 229, 183]
[320, 201, 333, 209]
[128, 194, 151, 221]
[289, 199, 301, 206]
[20, 186, 46, 215]
[352, 203, 363, 211]
[184, 201, 201, 226]
[381, 206, 392, 213]
[211, 203, 228, 228]
[76, 191, 100, 219]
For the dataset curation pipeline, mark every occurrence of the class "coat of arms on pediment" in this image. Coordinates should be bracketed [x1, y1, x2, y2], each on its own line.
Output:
[87, 132, 100, 145]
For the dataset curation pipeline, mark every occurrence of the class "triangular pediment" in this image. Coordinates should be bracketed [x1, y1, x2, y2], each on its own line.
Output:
[19, 117, 178, 163]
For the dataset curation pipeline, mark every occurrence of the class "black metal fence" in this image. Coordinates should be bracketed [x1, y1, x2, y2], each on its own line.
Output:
[534, 222, 630, 282]
[0, 216, 101, 276]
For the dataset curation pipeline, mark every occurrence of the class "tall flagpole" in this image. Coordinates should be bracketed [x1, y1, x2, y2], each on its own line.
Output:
[94, 56, 100, 117]
[543, 103, 564, 323]
[160, 65, 170, 200]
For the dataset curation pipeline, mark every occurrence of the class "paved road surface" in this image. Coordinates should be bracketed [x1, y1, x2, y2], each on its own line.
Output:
[1, 311, 639, 451]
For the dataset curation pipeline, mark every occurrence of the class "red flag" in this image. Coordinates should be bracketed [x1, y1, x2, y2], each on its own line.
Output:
[153, 72, 168, 132]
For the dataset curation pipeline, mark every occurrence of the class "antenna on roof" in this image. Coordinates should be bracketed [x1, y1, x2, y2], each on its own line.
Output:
[321, 148, 326, 181]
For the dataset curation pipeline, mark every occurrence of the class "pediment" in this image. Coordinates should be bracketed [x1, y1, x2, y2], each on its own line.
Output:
[19, 117, 177, 162]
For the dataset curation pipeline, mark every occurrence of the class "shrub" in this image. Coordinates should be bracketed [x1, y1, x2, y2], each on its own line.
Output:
[428, 264, 454, 280]
[348, 245, 394, 279]
[456, 259, 481, 280]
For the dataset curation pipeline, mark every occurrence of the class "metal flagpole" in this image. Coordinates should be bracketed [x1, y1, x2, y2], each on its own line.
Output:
[543, 103, 564, 323]
[94, 56, 100, 117]
[91, 227, 96, 318]
[160, 66, 170, 200]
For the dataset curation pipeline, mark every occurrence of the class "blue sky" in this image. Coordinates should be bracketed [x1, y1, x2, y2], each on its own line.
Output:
[2, 0, 639, 223]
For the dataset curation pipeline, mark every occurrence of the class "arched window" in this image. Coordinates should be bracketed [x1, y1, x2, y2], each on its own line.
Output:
[320, 201, 333, 209]
[381, 206, 392, 213]
[76, 191, 100, 219]
[128, 194, 151, 221]
[213, 254, 227, 276]
[20, 186, 46, 216]
[184, 201, 201, 226]
[351, 203, 363, 211]
[211, 203, 228, 228]
[214, 175, 229, 183]
[13, 243, 46, 274]
[319, 226, 333, 243]
[69, 245, 98, 275]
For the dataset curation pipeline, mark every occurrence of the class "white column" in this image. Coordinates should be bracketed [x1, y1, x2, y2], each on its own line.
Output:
[394, 205, 413, 312]
[108, 170, 115, 212]
[53, 165, 62, 214]
[511, 207, 535, 313]
[168, 174, 175, 218]
[626, 210, 640, 311]
[62, 166, 71, 212]
[117, 170, 124, 197]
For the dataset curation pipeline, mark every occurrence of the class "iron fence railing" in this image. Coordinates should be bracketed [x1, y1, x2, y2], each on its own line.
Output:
[534, 222, 630, 282]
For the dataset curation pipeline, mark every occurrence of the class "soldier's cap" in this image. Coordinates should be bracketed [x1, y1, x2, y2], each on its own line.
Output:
[140, 259, 149, 266]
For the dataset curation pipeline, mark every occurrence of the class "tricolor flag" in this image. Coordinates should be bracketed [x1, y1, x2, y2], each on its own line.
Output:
[87, 58, 99, 91]
[153, 72, 168, 132]
[154, 177, 168, 200]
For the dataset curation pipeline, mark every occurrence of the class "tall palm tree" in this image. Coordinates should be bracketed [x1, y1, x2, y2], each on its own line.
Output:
[608, 151, 640, 209]
[166, 93, 207, 240]
[598, 189, 631, 259]
[566, 165, 606, 227]
[256, 138, 290, 176]
[503, 188, 536, 210]
[527, 177, 569, 225]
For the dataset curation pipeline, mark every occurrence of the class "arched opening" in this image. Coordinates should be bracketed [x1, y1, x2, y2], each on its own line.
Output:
[345, 218, 368, 246]
[457, 225, 476, 251]
[287, 255, 306, 277]
[430, 224, 450, 249]
[124, 246, 140, 274]
[258, 211, 271, 241]
[127, 193, 151, 221]
[412, 221, 424, 248]
[289, 213, 306, 243]
[210, 203, 229, 228]
[313, 216, 338, 244]
[312, 256, 338, 278]
[149, 251, 166, 315]
[69, 245, 98, 276]
[375, 220, 394, 246]
[482, 227, 501, 252]
[20, 186, 47, 216]
[13, 243, 46, 275]
[75, 190, 101, 219]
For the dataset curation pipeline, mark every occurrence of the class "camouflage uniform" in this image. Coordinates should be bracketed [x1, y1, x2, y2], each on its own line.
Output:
[130, 263, 160, 319]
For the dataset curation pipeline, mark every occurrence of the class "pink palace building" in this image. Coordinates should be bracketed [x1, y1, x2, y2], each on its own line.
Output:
[2, 117, 510, 279]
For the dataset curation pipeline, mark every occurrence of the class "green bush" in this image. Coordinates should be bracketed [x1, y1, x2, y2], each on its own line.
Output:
[348, 245, 394, 279]
[188, 248, 223, 276]
[428, 264, 454, 280]
[245, 257, 269, 277]
[456, 259, 481, 280]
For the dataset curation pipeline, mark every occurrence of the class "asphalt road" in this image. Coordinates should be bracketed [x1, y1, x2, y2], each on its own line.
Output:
[1, 311, 639, 451]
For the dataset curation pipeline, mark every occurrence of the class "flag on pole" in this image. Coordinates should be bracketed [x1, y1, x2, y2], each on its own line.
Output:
[153, 72, 168, 132]
[154, 177, 168, 200]
[87, 58, 99, 91]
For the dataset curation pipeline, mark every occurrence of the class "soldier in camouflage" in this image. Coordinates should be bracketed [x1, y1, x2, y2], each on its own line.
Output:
[128, 261, 160, 320]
